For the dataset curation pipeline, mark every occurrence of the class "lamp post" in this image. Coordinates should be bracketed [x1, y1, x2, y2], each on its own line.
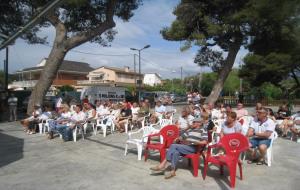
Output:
[171, 70, 176, 94]
[130, 45, 150, 102]
[0, 33, 9, 92]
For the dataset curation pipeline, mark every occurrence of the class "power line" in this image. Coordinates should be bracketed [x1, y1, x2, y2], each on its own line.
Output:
[42, 43, 132, 57]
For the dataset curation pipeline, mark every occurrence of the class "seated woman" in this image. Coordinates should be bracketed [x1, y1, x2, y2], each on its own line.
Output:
[276, 104, 292, 137]
[47, 104, 72, 139]
[290, 111, 300, 141]
[220, 112, 242, 139]
[21, 104, 42, 134]
[115, 102, 132, 132]
[131, 102, 140, 127]
[149, 118, 208, 179]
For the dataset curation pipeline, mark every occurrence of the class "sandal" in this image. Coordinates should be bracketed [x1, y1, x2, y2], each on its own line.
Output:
[150, 166, 164, 171]
[164, 172, 176, 179]
[256, 160, 265, 165]
[247, 160, 257, 164]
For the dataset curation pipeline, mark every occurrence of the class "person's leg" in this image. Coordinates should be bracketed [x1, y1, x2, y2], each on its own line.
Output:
[248, 139, 259, 163]
[9, 106, 13, 121]
[257, 144, 268, 163]
[257, 139, 271, 164]
[165, 144, 196, 179]
[13, 106, 17, 121]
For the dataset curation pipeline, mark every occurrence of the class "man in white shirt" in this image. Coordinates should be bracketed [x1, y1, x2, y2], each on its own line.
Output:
[8, 93, 18, 121]
[155, 101, 166, 117]
[246, 107, 275, 165]
[176, 107, 194, 131]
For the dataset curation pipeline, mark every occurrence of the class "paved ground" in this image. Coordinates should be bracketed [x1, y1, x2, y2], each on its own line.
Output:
[1, 115, 300, 190]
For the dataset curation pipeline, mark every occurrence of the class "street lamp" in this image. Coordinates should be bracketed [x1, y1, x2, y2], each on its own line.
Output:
[0, 33, 9, 92]
[171, 70, 176, 94]
[130, 44, 151, 102]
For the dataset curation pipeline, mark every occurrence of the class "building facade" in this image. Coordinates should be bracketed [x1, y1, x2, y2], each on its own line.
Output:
[78, 66, 143, 86]
[143, 73, 162, 86]
[10, 58, 94, 90]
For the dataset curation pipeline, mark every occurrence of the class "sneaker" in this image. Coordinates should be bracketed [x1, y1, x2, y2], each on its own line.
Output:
[178, 156, 183, 162]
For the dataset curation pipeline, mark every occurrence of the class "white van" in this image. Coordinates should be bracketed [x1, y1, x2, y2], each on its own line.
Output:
[80, 86, 127, 104]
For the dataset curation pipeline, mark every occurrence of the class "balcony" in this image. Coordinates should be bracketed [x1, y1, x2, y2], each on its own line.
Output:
[9, 80, 38, 89]
[77, 80, 114, 85]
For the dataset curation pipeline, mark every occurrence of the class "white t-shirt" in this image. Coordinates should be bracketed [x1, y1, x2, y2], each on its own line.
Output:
[61, 111, 72, 119]
[131, 107, 140, 115]
[8, 97, 18, 106]
[249, 118, 275, 139]
[39, 111, 52, 120]
[155, 105, 166, 113]
[96, 105, 104, 113]
[211, 109, 222, 120]
[221, 121, 242, 135]
[178, 114, 194, 129]
[70, 111, 86, 124]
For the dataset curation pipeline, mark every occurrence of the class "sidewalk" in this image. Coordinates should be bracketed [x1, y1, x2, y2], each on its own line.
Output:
[0, 121, 299, 190]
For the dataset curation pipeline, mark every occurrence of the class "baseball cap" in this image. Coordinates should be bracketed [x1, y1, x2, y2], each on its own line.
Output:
[193, 117, 202, 122]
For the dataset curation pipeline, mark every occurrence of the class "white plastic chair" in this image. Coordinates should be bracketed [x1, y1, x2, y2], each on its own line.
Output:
[95, 116, 115, 137]
[159, 119, 172, 129]
[38, 119, 52, 134]
[73, 124, 85, 142]
[69, 120, 87, 142]
[83, 119, 96, 134]
[240, 116, 253, 135]
[265, 131, 278, 167]
[124, 125, 159, 160]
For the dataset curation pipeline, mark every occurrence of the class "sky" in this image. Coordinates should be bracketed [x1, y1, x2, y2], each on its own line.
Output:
[0, 0, 248, 79]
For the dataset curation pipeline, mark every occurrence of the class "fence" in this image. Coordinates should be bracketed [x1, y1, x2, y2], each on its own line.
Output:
[219, 96, 300, 107]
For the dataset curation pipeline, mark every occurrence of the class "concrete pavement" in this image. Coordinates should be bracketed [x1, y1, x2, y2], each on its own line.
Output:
[0, 120, 300, 190]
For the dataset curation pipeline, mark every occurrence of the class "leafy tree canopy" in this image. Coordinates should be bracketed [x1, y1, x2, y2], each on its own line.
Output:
[0, 0, 141, 46]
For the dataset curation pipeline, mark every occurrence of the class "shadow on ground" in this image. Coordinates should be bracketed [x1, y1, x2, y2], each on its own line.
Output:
[0, 130, 24, 168]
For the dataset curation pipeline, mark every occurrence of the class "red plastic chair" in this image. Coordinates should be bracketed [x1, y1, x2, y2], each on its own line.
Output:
[203, 133, 249, 188]
[182, 131, 213, 177]
[144, 125, 179, 162]
[183, 145, 206, 177]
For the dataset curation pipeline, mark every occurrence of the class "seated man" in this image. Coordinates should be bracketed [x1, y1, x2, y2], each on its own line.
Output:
[176, 107, 194, 132]
[154, 100, 166, 118]
[150, 118, 208, 179]
[246, 107, 276, 165]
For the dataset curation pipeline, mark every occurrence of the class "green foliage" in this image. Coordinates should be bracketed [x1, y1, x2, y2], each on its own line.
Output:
[58, 85, 75, 92]
[240, 53, 293, 87]
[0, 0, 141, 45]
[260, 83, 283, 100]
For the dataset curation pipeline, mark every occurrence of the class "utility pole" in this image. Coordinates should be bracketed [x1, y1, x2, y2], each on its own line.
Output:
[4, 47, 8, 91]
[133, 54, 137, 94]
[180, 67, 183, 84]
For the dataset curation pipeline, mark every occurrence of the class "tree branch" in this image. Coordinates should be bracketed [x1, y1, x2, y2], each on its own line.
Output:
[65, 0, 116, 50]
[291, 69, 300, 87]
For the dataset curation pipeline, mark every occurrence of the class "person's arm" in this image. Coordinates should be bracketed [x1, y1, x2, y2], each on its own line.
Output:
[220, 128, 224, 139]
[255, 130, 272, 139]
[246, 127, 254, 137]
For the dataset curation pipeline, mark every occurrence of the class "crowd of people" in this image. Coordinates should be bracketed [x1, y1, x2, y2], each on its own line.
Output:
[17, 94, 300, 180]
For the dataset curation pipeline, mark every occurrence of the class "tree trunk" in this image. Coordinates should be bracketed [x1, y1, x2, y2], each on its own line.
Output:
[27, 27, 67, 115]
[205, 42, 241, 104]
